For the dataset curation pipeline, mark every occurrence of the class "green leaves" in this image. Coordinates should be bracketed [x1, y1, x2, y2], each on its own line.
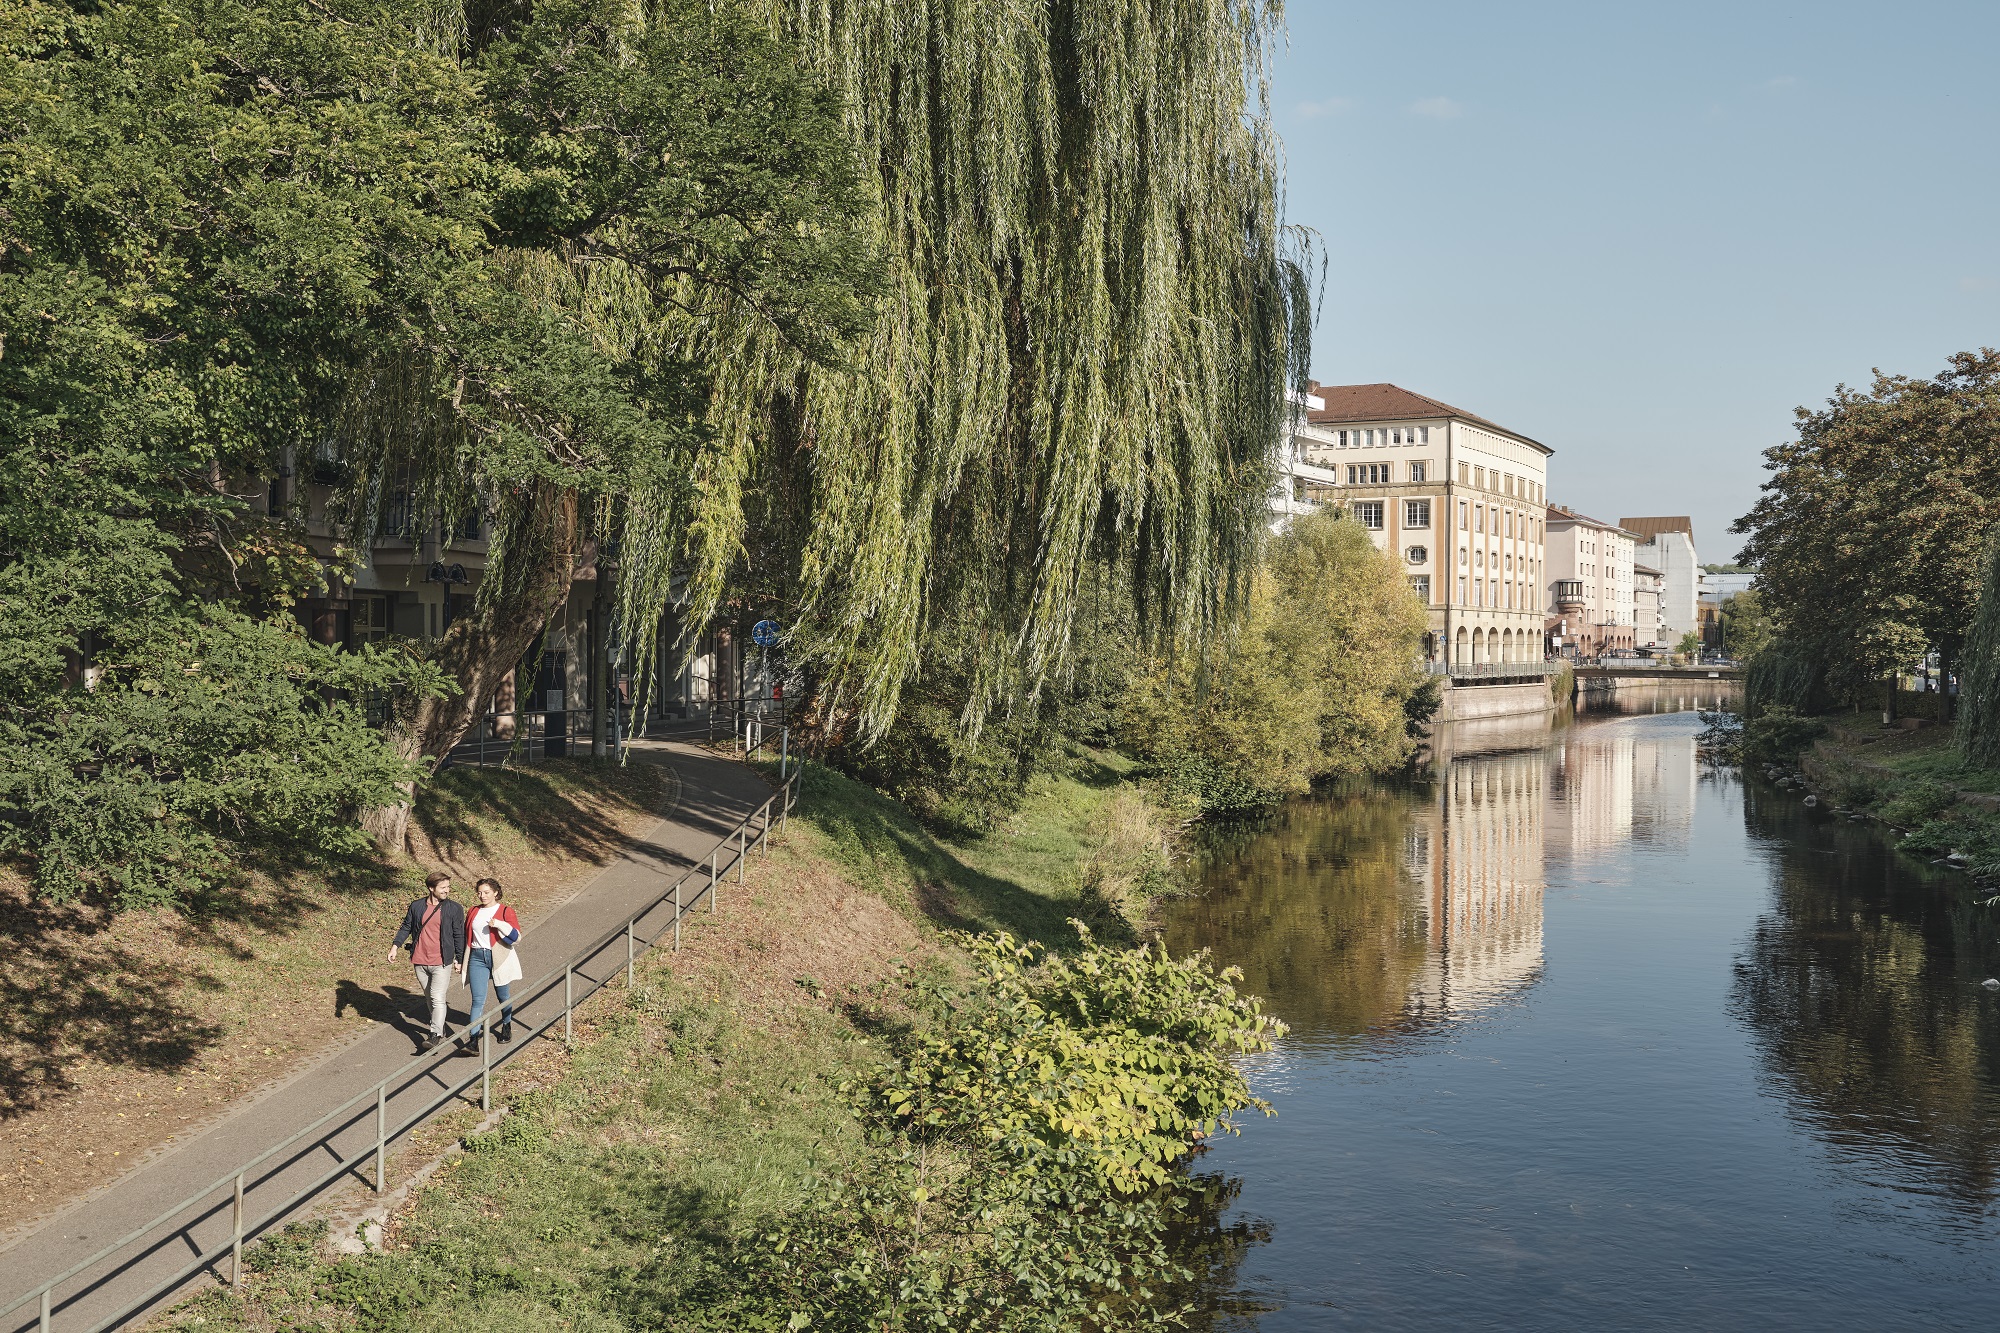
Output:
[718, 925, 1284, 1330]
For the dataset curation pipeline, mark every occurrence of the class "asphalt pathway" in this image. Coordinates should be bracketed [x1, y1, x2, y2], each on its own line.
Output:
[0, 736, 776, 1333]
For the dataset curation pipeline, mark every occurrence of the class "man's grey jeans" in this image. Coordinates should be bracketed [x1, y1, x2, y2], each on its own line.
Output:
[413, 964, 454, 1036]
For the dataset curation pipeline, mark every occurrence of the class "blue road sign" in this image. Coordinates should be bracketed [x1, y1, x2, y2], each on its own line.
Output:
[752, 619, 781, 647]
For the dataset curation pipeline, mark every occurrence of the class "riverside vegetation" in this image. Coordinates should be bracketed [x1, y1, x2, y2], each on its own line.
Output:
[165, 756, 1286, 1333]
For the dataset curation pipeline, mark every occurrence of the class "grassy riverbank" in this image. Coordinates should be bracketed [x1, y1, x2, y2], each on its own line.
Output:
[1, 761, 673, 1238]
[1773, 715, 2000, 881]
[163, 748, 1210, 1332]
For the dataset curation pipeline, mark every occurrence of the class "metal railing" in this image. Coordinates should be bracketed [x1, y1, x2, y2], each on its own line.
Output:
[1426, 660, 1564, 680]
[4, 735, 798, 1333]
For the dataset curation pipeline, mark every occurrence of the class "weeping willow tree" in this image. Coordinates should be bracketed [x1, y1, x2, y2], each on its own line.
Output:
[331, 0, 1308, 842]
[669, 0, 1316, 740]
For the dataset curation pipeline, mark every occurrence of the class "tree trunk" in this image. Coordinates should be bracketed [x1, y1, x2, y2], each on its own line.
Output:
[362, 486, 586, 850]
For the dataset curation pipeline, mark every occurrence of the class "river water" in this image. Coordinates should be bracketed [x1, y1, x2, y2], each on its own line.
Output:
[1162, 693, 2000, 1330]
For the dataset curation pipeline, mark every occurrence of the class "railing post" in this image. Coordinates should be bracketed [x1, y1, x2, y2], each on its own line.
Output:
[231, 1172, 244, 1288]
[736, 825, 745, 884]
[758, 801, 770, 856]
[710, 849, 719, 912]
[626, 919, 635, 987]
[673, 881, 682, 950]
[480, 1019, 491, 1113]
[564, 965, 573, 1046]
[40, 1287, 50, 1331]
[374, 1083, 386, 1193]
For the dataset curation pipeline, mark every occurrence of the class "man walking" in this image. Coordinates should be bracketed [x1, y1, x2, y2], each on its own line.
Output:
[388, 871, 466, 1052]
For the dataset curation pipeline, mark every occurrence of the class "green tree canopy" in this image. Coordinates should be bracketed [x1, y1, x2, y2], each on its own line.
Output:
[1121, 510, 1429, 816]
[1733, 350, 2000, 701]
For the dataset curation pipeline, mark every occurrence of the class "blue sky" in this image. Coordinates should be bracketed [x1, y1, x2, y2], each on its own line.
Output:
[1273, 0, 2000, 563]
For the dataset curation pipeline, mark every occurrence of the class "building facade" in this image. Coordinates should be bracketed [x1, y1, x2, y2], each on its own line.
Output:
[1295, 383, 1554, 667]
[1620, 517, 1700, 647]
[1632, 563, 1664, 649]
[1543, 506, 1636, 657]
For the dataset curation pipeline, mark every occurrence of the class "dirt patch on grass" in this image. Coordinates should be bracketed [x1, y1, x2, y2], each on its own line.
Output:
[0, 759, 672, 1242]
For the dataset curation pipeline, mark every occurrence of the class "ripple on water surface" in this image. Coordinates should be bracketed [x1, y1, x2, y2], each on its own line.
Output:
[1160, 703, 2000, 1331]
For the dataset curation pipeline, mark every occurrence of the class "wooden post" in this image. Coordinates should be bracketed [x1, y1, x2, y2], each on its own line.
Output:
[231, 1172, 244, 1288]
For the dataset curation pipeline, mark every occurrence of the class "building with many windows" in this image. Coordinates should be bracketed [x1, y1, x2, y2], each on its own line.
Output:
[1633, 563, 1664, 649]
[1544, 506, 1636, 658]
[1619, 517, 1701, 647]
[1294, 383, 1554, 668]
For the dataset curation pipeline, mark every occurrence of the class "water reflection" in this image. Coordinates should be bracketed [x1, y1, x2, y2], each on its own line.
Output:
[1731, 788, 2000, 1215]
[1163, 697, 2000, 1329]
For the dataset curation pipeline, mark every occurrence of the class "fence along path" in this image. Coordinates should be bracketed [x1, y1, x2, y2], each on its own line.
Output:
[0, 734, 792, 1333]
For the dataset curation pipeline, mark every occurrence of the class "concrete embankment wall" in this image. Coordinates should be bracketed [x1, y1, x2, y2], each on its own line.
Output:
[1438, 681, 1554, 722]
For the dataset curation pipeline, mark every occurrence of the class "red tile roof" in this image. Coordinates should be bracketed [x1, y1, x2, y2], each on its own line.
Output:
[1305, 382, 1551, 454]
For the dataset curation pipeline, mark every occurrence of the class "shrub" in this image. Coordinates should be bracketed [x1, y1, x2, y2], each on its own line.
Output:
[1880, 779, 1957, 828]
[1743, 705, 1828, 764]
[1898, 819, 1959, 857]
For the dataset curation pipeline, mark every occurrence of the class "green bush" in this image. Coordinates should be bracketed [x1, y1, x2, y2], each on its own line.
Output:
[1742, 705, 1828, 764]
[1880, 779, 1957, 828]
[1898, 819, 1960, 857]
[1833, 775, 1883, 808]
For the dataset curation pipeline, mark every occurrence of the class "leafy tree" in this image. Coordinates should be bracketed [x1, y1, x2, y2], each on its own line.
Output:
[1121, 510, 1429, 817]
[692, 0, 1315, 744]
[1, 0, 475, 901]
[1956, 532, 2000, 768]
[1676, 630, 1702, 658]
[1722, 590, 1775, 660]
[1733, 350, 2000, 703]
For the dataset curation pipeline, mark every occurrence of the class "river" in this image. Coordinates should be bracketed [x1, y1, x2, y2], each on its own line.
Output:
[1161, 692, 2000, 1330]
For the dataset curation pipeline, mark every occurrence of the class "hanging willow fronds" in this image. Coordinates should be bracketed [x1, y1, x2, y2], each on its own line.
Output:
[655, 0, 1314, 740]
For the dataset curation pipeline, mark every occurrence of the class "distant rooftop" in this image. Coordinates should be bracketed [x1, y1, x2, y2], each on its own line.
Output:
[1619, 516, 1695, 544]
[1305, 382, 1552, 455]
[1546, 503, 1634, 535]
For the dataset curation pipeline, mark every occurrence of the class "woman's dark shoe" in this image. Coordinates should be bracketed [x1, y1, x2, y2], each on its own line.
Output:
[497, 1022, 514, 1044]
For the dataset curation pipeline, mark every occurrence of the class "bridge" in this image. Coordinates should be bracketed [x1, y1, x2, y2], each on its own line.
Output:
[1574, 664, 1742, 682]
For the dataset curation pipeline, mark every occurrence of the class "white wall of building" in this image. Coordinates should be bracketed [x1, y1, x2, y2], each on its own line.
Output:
[1636, 531, 1700, 644]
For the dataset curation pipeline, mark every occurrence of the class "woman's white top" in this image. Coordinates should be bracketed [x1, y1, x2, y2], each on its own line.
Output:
[469, 904, 517, 950]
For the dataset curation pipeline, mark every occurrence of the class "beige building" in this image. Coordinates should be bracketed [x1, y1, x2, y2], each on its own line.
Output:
[1620, 517, 1701, 647]
[1298, 383, 1553, 668]
[1544, 506, 1637, 658]
[1633, 563, 1663, 647]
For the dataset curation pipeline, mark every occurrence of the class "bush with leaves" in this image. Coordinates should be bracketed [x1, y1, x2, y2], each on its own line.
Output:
[711, 926, 1286, 1331]
[1742, 706, 1828, 765]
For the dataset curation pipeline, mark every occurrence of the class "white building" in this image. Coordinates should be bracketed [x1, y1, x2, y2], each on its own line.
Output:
[1633, 563, 1664, 649]
[1290, 382, 1554, 668]
[1544, 506, 1636, 657]
[1619, 517, 1700, 647]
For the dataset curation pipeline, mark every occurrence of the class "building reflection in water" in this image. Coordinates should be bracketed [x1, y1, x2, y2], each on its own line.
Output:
[1404, 749, 1546, 1025]
[1171, 738, 1551, 1048]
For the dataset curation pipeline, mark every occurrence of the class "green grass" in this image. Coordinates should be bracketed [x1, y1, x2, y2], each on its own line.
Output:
[790, 745, 1173, 946]
[167, 971, 883, 1333]
[1817, 717, 2000, 795]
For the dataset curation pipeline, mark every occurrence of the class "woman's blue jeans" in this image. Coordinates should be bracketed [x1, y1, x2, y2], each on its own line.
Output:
[466, 947, 513, 1031]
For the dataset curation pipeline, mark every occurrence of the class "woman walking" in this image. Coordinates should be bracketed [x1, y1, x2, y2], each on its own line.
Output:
[460, 877, 523, 1052]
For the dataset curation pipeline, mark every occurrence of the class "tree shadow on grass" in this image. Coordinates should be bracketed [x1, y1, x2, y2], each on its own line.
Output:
[0, 881, 227, 1119]
[797, 761, 1125, 951]
[0, 760, 666, 1119]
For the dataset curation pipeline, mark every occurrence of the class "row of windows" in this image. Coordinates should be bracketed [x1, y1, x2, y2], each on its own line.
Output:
[1354, 499, 1434, 530]
[1453, 576, 1532, 609]
[1458, 499, 1539, 541]
[1338, 426, 1432, 448]
[1345, 461, 1429, 484]
[1458, 462, 1541, 504]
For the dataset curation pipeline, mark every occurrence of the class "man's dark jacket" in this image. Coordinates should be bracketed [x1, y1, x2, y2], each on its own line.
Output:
[392, 897, 467, 965]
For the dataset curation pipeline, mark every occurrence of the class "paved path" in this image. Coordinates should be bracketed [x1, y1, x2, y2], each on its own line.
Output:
[0, 737, 775, 1333]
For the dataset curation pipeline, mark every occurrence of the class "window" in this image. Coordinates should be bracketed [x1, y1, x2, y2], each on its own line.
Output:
[1410, 574, 1432, 601]
[1476, 505, 1486, 534]
[1421, 426, 1431, 443]
[1458, 462, 1470, 484]
[1475, 578, 1485, 607]
[1474, 466, 1485, 489]
[1346, 463, 1389, 484]
[1458, 547, 1468, 567]
[1405, 499, 1431, 528]
[1458, 499, 1469, 529]
[1337, 430, 1348, 447]
[1410, 461, 1428, 483]
[1406, 545, 1428, 564]
[351, 595, 391, 646]
[1391, 428, 1402, 444]
[1457, 575, 1468, 604]
[1353, 501, 1384, 529]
